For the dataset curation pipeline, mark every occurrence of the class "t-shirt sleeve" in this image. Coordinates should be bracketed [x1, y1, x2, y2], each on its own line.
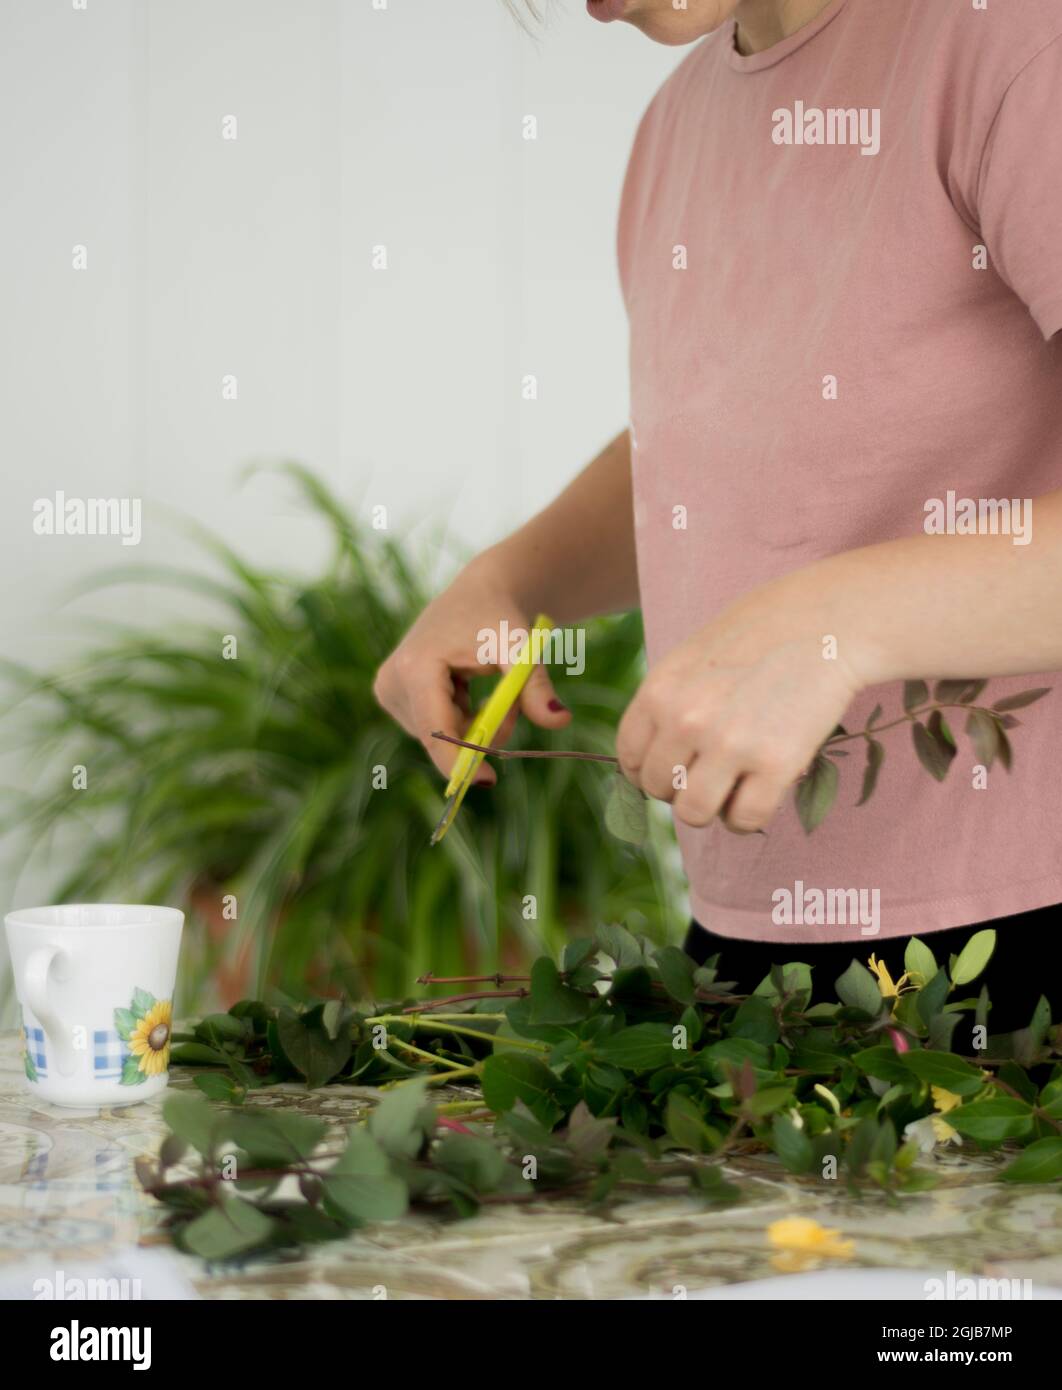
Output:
[976, 34, 1062, 341]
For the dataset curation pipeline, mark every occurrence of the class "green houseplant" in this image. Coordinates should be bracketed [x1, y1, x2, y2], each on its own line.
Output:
[0, 465, 683, 1012]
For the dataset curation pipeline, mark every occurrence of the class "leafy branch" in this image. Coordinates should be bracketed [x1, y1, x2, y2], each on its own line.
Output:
[141, 924, 1062, 1261]
[435, 677, 1051, 843]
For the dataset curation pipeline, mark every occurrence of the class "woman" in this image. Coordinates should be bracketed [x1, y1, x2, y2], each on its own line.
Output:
[375, 0, 1062, 1035]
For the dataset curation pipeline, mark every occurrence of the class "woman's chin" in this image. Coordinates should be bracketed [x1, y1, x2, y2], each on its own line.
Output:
[588, 0, 733, 46]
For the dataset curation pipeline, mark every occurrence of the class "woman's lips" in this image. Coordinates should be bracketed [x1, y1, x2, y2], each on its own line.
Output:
[587, 0, 629, 22]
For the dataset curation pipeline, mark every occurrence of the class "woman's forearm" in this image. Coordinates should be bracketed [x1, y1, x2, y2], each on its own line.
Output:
[482, 429, 638, 625]
[748, 487, 1062, 686]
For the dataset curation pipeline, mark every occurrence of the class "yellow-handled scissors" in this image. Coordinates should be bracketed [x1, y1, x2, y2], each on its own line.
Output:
[430, 613, 554, 845]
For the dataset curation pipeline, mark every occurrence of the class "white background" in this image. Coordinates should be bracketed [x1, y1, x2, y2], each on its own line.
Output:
[0, 0, 678, 956]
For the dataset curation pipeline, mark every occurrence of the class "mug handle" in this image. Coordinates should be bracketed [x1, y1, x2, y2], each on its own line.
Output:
[24, 946, 77, 1077]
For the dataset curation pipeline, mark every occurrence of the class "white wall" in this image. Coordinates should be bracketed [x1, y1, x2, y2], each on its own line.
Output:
[0, 0, 677, 610]
[0, 0, 678, 943]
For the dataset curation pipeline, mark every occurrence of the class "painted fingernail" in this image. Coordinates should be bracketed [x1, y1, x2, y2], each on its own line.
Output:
[548, 698, 567, 713]
[473, 775, 492, 787]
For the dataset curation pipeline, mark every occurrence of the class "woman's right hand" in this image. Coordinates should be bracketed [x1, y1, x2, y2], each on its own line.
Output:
[372, 549, 572, 785]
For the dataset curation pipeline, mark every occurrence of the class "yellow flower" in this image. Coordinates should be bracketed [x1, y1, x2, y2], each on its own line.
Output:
[766, 1217, 855, 1272]
[931, 1086, 962, 1115]
[929, 1115, 961, 1144]
[867, 954, 913, 1002]
[903, 1087, 967, 1152]
[926, 1086, 963, 1144]
[128, 999, 173, 1077]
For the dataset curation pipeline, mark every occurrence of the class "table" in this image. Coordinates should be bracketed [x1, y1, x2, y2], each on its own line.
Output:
[1, 1030, 1060, 1299]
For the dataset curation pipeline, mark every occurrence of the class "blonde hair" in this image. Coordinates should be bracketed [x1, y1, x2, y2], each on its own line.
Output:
[504, 0, 545, 29]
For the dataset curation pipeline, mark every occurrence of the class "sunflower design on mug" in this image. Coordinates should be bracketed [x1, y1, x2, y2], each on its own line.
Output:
[114, 988, 173, 1084]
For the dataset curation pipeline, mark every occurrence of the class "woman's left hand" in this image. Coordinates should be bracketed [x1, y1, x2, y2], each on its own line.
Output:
[616, 597, 865, 833]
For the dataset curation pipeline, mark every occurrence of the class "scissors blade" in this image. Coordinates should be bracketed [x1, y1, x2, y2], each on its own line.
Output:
[429, 771, 476, 845]
[429, 611, 554, 846]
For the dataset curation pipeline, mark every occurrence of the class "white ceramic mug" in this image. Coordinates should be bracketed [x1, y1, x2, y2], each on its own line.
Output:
[4, 904, 183, 1108]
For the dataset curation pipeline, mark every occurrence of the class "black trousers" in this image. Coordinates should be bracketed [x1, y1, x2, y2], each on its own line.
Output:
[683, 901, 1062, 1036]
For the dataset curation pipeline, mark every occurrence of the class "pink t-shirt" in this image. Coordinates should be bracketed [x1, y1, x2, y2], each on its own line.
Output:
[618, 0, 1062, 943]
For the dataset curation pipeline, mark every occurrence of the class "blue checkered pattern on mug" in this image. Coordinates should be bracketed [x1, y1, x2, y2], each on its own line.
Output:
[25, 1026, 47, 1077]
[93, 1029, 130, 1079]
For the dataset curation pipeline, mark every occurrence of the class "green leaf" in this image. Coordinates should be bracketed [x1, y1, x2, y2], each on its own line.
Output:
[743, 1086, 794, 1119]
[729, 994, 781, 1045]
[162, 1091, 218, 1157]
[321, 999, 348, 1040]
[794, 754, 839, 833]
[689, 1164, 741, 1203]
[113, 1008, 138, 1042]
[951, 929, 996, 987]
[594, 1023, 681, 1073]
[654, 946, 697, 1005]
[1011, 995, 1052, 1068]
[756, 962, 812, 1000]
[771, 1113, 814, 1173]
[916, 967, 951, 1025]
[845, 1117, 881, 1176]
[565, 1101, 617, 1163]
[911, 719, 954, 781]
[596, 922, 644, 970]
[120, 1055, 147, 1086]
[528, 957, 590, 1026]
[433, 1133, 509, 1193]
[228, 1110, 328, 1167]
[320, 1128, 408, 1223]
[563, 937, 595, 972]
[834, 960, 884, 1018]
[700, 1036, 773, 1077]
[856, 737, 884, 806]
[997, 1136, 1062, 1184]
[966, 708, 1000, 768]
[678, 1004, 703, 1046]
[170, 1042, 229, 1066]
[851, 1046, 913, 1085]
[604, 773, 648, 846]
[194, 1073, 244, 1103]
[991, 687, 1050, 713]
[501, 997, 575, 1045]
[900, 1050, 985, 1096]
[958, 679, 987, 704]
[158, 1133, 188, 1169]
[195, 1013, 247, 1044]
[480, 1053, 563, 1128]
[181, 1198, 277, 1260]
[275, 1006, 352, 1088]
[904, 937, 938, 986]
[928, 1010, 959, 1053]
[903, 680, 929, 712]
[994, 719, 1013, 771]
[131, 987, 156, 1017]
[665, 1092, 716, 1154]
[934, 679, 984, 704]
[929, 709, 956, 748]
[946, 1098, 1035, 1143]
[368, 1075, 431, 1159]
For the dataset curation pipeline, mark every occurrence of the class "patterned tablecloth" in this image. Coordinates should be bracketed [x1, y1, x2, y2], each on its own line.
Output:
[1, 1030, 1060, 1300]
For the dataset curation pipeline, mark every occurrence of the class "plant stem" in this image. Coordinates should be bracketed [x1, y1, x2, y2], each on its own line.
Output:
[424, 1065, 480, 1086]
[399, 989, 528, 1012]
[418, 973, 529, 986]
[431, 730, 618, 764]
[386, 1037, 468, 1071]
[436, 700, 1001, 767]
[401, 1011, 510, 1022]
[366, 1013, 548, 1052]
[825, 701, 994, 746]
